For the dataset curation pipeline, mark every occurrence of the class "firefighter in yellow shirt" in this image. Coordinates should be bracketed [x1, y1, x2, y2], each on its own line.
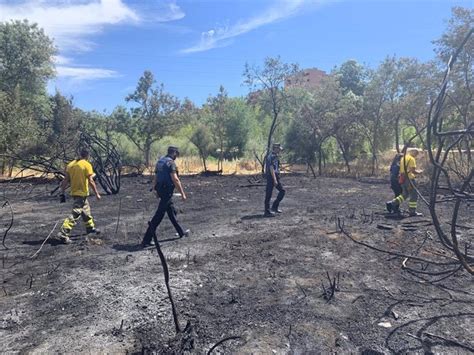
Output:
[386, 148, 423, 217]
[57, 148, 101, 244]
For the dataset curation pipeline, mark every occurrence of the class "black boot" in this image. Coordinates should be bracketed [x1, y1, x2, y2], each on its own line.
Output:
[264, 210, 275, 217]
[141, 222, 156, 247]
[86, 227, 101, 235]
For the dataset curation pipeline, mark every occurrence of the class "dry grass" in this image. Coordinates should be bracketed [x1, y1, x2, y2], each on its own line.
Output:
[178, 157, 261, 175]
[1, 150, 471, 180]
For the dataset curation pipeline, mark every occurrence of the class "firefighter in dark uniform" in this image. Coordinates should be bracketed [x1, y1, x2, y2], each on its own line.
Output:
[389, 152, 403, 198]
[264, 143, 286, 217]
[142, 146, 189, 247]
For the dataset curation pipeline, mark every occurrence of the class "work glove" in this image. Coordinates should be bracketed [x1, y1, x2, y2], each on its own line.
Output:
[59, 193, 66, 203]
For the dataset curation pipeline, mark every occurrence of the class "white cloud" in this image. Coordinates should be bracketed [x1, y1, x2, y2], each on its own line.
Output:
[151, 1, 185, 22]
[181, 0, 327, 54]
[53, 55, 71, 65]
[56, 65, 120, 81]
[0, 0, 186, 84]
[0, 0, 140, 51]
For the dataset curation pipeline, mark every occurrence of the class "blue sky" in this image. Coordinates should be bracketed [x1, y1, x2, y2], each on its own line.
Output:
[1, 0, 472, 112]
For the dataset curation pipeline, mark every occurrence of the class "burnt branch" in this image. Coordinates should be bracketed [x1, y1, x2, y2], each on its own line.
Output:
[29, 221, 60, 259]
[207, 336, 242, 355]
[1, 200, 14, 250]
[151, 229, 182, 334]
[425, 28, 474, 274]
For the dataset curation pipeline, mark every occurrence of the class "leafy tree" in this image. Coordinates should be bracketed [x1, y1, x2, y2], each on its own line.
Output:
[299, 76, 342, 175]
[190, 124, 213, 172]
[333, 92, 364, 172]
[333, 59, 366, 96]
[206, 86, 228, 171]
[285, 119, 319, 176]
[243, 57, 299, 158]
[113, 71, 181, 168]
[362, 63, 397, 175]
[0, 20, 55, 172]
[0, 87, 37, 174]
[222, 97, 251, 159]
[0, 20, 55, 95]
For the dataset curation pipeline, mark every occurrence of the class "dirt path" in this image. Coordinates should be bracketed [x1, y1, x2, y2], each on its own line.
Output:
[1, 175, 473, 353]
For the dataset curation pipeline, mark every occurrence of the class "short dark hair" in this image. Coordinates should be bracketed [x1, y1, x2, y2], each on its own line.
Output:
[80, 148, 90, 159]
[167, 146, 180, 156]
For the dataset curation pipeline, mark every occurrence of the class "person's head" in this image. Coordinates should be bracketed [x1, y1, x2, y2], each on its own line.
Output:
[167, 146, 180, 160]
[79, 148, 90, 160]
[272, 143, 283, 154]
[408, 148, 420, 157]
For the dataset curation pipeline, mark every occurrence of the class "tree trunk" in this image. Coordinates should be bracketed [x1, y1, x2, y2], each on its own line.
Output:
[8, 159, 14, 178]
[199, 149, 208, 172]
[395, 115, 400, 153]
[318, 146, 323, 176]
[371, 130, 378, 176]
[219, 141, 224, 172]
[307, 161, 316, 178]
[338, 139, 351, 173]
[144, 144, 151, 171]
[371, 152, 377, 176]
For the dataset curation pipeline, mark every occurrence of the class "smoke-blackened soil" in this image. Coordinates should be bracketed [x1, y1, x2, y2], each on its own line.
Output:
[1, 174, 473, 353]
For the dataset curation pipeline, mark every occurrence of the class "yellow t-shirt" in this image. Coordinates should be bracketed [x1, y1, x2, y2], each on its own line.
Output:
[400, 154, 416, 180]
[66, 159, 94, 197]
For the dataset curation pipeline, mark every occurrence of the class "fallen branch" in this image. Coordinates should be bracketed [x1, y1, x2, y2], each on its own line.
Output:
[337, 218, 457, 267]
[152, 228, 182, 333]
[30, 221, 60, 259]
[2, 200, 14, 250]
[207, 336, 242, 355]
[423, 332, 474, 352]
[114, 197, 123, 237]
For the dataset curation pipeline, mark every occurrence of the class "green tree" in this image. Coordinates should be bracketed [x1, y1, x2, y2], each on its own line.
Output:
[333, 59, 366, 96]
[362, 62, 398, 175]
[298, 76, 341, 175]
[0, 20, 55, 172]
[206, 86, 228, 171]
[243, 57, 299, 158]
[0, 20, 55, 95]
[333, 92, 364, 173]
[190, 124, 213, 172]
[114, 70, 181, 168]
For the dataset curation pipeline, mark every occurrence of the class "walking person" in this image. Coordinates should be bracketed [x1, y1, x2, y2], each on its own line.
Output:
[386, 148, 423, 216]
[141, 146, 189, 247]
[57, 148, 101, 244]
[389, 152, 403, 198]
[264, 143, 286, 217]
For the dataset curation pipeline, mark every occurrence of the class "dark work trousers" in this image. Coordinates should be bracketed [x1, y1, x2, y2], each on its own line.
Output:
[390, 178, 402, 198]
[264, 175, 286, 212]
[142, 188, 185, 244]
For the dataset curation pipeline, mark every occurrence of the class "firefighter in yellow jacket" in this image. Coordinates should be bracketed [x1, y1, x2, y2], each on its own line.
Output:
[57, 148, 101, 244]
[386, 148, 423, 217]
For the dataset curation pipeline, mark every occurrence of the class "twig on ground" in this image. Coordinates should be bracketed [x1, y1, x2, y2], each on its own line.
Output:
[1, 200, 14, 250]
[423, 332, 474, 352]
[207, 336, 242, 355]
[114, 197, 123, 237]
[337, 218, 457, 267]
[152, 229, 182, 333]
[30, 221, 60, 259]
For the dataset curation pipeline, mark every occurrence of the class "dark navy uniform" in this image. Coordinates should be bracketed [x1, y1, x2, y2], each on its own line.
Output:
[142, 155, 186, 245]
[390, 154, 402, 198]
[264, 151, 285, 213]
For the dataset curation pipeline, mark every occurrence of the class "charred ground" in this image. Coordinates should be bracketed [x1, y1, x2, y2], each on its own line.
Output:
[1, 174, 473, 353]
